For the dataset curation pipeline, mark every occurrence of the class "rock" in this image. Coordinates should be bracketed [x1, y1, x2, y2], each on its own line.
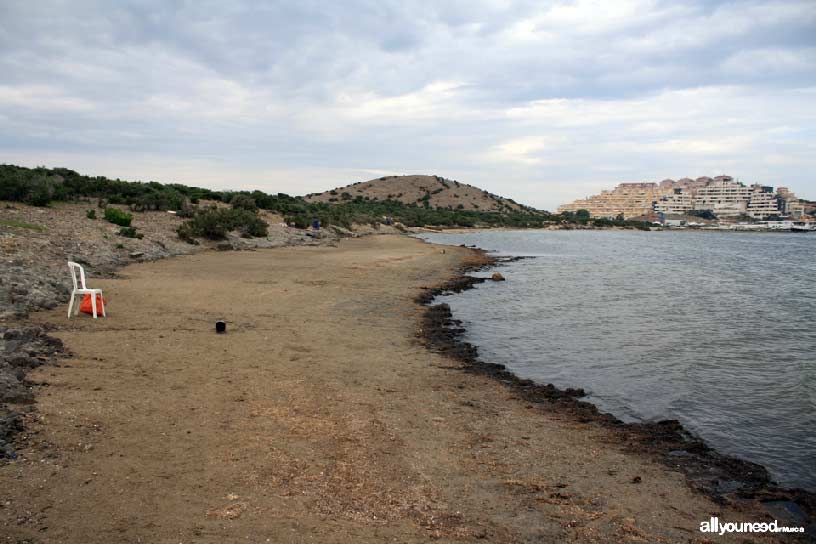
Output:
[491, 272, 505, 281]
[129, 251, 144, 259]
[216, 242, 233, 251]
[0, 412, 24, 441]
[8, 355, 39, 369]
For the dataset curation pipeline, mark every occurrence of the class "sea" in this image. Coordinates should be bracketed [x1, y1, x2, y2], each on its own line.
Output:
[417, 229, 816, 491]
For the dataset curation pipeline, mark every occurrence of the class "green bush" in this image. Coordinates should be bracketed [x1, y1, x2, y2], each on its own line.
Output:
[230, 194, 258, 211]
[177, 207, 268, 241]
[104, 207, 133, 227]
[86, 209, 96, 219]
[118, 226, 143, 239]
[0, 164, 585, 231]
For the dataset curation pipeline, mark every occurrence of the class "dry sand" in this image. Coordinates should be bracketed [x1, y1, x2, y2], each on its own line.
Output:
[0, 236, 781, 543]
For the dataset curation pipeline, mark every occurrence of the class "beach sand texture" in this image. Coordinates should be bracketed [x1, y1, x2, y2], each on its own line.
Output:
[0, 236, 777, 543]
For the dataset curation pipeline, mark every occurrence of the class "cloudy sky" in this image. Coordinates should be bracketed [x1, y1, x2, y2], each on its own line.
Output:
[1, 1, 815, 210]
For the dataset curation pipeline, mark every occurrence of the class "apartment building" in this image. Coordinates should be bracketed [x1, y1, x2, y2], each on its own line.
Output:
[746, 185, 780, 219]
[654, 188, 694, 214]
[559, 175, 806, 220]
[694, 177, 752, 217]
[777, 187, 805, 218]
[557, 182, 662, 219]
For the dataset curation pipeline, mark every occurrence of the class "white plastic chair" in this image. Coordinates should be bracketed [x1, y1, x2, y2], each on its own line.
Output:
[67, 261, 106, 319]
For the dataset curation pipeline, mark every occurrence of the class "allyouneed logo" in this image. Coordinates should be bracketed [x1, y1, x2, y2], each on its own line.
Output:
[700, 517, 805, 535]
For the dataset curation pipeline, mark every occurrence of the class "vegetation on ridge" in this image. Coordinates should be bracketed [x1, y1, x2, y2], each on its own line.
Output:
[0, 164, 653, 235]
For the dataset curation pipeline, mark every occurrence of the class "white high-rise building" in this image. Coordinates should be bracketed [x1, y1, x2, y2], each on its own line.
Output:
[694, 178, 752, 217]
[558, 175, 807, 221]
[746, 185, 780, 219]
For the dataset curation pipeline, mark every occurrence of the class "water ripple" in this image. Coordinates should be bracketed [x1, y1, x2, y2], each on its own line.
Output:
[420, 230, 816, 490]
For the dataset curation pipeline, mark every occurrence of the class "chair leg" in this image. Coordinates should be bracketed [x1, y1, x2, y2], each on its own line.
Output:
[91, 294, 97, 319]
[67, 293, 75, 318]
[101, 294, 106, 317]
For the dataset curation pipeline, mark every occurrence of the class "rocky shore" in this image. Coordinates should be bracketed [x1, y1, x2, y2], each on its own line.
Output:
[1, 234, 808, 542]
[414, 248, 815, 535]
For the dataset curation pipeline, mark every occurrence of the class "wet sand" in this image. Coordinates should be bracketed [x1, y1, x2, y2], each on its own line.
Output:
[0, 236, 782, 542]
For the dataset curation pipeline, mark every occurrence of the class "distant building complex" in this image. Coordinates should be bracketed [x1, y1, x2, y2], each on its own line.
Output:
[558, 176, 807, 220]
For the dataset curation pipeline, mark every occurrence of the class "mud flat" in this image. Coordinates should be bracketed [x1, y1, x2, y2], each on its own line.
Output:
[0, 236, 801, 542]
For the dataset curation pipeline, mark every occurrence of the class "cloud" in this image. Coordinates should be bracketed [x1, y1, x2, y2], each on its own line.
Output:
[0, 0, 815, 210]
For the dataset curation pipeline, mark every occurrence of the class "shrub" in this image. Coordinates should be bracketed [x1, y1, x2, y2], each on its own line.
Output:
[118, 226, 143, 239]
[104, 207, 133, 227]
[115, 243, 124, 249]
[176, 222, 198, 244]
[230, 194, 257, 211]
[29, 177, 54, 207]
[177, 198, 194, 218]
[86, 209, 96, 219]
[176, 207, 268, 241]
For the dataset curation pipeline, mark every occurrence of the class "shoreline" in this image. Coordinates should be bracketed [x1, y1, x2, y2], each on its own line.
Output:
[412, 238, 815, 528]
[410, 225, 815, 235]
[0, 235, 810, 541]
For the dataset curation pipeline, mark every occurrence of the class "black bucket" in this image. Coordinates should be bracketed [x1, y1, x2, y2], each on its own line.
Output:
[215, 320, 226, 333]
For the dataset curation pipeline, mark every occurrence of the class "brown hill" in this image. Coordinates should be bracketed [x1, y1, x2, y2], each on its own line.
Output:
[305, 175, 532, 213]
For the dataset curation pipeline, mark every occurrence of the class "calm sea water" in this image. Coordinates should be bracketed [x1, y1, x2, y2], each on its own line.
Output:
[418, 230, 816, 491]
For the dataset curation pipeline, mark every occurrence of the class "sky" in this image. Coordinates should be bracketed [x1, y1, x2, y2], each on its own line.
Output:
[1, 1, 815, 210]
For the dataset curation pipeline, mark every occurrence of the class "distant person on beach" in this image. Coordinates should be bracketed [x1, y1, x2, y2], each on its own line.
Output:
[312, 218, 320, 231]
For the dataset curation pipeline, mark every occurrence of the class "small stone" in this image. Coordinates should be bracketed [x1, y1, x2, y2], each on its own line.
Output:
[129, 251, 144, 259]
[491, 272, 505, 281]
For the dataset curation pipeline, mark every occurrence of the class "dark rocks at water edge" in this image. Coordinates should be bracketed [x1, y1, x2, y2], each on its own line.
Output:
[0, 325, 65, 458]
[416, 272, 816, 524]
[415, 275, 489, 305]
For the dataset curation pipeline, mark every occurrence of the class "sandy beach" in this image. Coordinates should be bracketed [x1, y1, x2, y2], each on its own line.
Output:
[0, 235, 784, 543]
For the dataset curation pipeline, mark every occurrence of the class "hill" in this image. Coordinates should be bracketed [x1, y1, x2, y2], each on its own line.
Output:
[0, 164, 652, 231]
[305, 175, 533, 213]
[0, 165, 553, 229]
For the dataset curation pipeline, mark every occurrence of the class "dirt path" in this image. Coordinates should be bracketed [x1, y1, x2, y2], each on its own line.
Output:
[0, 236, 778, 543]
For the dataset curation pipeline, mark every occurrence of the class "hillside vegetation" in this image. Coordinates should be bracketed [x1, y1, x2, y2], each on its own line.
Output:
[0, 164, 651, 233]
[306, 174, 532, 213]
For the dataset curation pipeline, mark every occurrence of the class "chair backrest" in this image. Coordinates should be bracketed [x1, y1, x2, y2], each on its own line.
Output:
[67, 261, 86, 290]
